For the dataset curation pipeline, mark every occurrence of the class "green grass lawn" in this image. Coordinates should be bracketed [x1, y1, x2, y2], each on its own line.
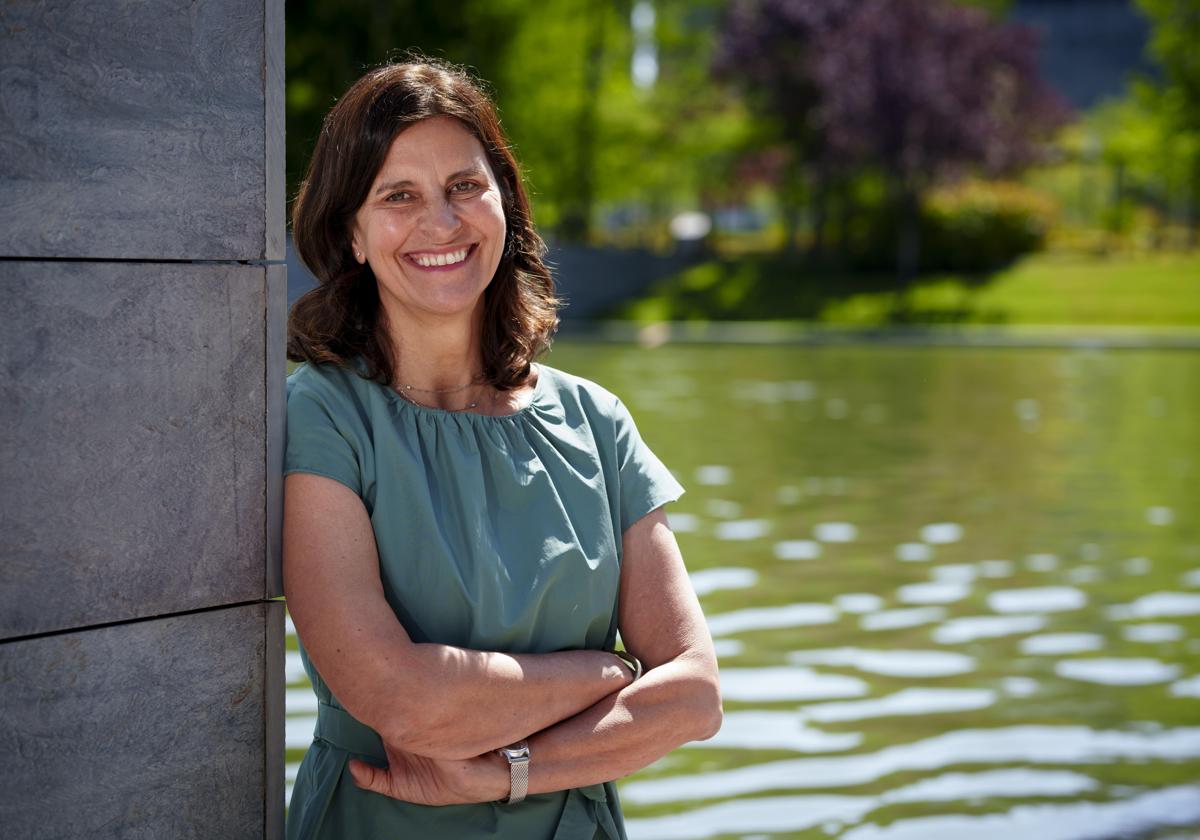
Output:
[611, 251, 1200, 327]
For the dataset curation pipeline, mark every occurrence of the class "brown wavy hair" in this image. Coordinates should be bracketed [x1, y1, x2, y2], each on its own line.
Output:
[287, 59, 558, 391]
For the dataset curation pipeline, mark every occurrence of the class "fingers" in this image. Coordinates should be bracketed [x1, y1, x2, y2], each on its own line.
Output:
[348, 758, 385, 794]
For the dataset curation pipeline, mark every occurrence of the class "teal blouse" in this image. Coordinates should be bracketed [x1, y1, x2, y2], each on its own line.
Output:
[283, 358, 684, 840]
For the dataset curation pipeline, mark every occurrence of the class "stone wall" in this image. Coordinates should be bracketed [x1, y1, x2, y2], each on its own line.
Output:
[0, 1, 285, 836]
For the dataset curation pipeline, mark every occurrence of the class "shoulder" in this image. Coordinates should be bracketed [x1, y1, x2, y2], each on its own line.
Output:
[287, 358, 372, 403]
[286, 359, 379, 431]
[535, 363, 624, 419]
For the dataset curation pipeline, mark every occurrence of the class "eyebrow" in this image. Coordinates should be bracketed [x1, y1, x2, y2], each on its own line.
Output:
[373, 165, 487, 196]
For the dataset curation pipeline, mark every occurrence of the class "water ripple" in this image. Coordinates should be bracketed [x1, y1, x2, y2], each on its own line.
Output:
[1107, 591, 1200, 619]
[1055, 657, 1180, 685]
[933, 614, 1046, 644]
[707, 603, 839, 637]
[621, 725, 1200, 805]
[798, 687, 996, 723]
[1019, 633, 1105, 655]
[988, 586, 1087, 614]
[861, 607, 946, 631]
[688, 567, 758, 596]
[625, 770, 1103, 840]
[696, 710, 862, 752]
[719, 666, 869, 702]
[788, 648, 975, 678]
[841, 785, 1200, 840]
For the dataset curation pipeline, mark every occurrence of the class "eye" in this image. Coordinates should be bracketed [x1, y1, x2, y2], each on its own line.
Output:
[385, 190, 414, 202]
[449, 180, 480, 195]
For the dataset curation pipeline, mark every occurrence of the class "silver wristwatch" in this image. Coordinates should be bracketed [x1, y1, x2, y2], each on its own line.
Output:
[496, 739, 531, 805]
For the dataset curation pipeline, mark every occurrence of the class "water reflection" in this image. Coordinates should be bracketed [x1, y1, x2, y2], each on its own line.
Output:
[622, 725, 1200, 804]
[932, 614, 1046, 644]
[718, 666, 868, 702]
[787, 648, 975, 678]
[987, 586, 1087, 614]
[1054, 657, 1180, 685]
[798, 687, 996, 723]
[1019, 633, 1105, 655]
[706, 603, 839, 636]
[840, 785, 1200, 840]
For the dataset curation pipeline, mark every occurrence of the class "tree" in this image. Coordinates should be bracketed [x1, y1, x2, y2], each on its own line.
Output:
[713, 0, 857, 255]
[812, 0, 1068, 280]
[1135, 0, 1200, 245]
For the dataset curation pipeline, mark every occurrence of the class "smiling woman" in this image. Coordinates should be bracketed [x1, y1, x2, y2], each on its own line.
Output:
[282, 60, 721, 840]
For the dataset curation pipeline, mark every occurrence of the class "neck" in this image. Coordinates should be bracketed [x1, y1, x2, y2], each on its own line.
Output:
[384, 301, 487, 392]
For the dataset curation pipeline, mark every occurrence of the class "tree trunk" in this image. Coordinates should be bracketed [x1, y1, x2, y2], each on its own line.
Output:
[809, 164, 829, 261]
[895, 180, 921, 285]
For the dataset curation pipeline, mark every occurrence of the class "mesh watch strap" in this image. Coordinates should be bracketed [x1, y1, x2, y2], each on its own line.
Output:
[498, 740, 530, 804]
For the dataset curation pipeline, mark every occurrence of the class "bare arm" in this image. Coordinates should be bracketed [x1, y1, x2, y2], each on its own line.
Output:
[283, 472, 633, 760]
[522, 506, 723, 792]
[350, 506, 723, 803]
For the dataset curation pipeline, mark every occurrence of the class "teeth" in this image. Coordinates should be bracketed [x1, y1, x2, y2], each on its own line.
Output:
[414, 248, 468, 267]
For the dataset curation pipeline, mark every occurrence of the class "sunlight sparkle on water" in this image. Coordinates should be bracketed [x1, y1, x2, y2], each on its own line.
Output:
[1122, 622, 1184, 643]
[815, 522, 858, 542]
[835, 593, 885, 613]
[707, 602, 839, 636]
[774, 539, 823, 560]
[689, 567, 758, 596]
[988, 586, 1087, 614]
[1055, 658, 1181, 685]
[920, 523, 964, 544]
[694, 465, 732, 486]
[933, 614, 1046, 644]
[1107, 591, 1200, 619]
[897, 581, 971, 605]
[896, 542, 933, 562]
[621, 726, 1200, 804]
[862, 607, 946, 631]
[1019, 633, 1105, 655]
[718, 666, 869, 702]
[788, 648, 975, 678]
[798, 688, 996, 723]
[714, 519, 771, 541]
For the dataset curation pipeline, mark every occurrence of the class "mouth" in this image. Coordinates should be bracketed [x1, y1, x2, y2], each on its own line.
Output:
[406, 244, 476, 269]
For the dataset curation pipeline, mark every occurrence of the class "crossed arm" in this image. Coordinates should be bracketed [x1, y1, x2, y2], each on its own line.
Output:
[283, 472, 722, 804]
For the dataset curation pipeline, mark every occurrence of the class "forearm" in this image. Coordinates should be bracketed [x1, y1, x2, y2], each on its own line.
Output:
[523, 651, 722, 794]
[364, 642, 632, 760]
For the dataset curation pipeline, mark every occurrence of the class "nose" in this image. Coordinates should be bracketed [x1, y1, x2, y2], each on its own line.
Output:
[419, 195, 462, 242]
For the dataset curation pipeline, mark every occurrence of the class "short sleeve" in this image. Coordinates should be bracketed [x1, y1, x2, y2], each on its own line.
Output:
[284, 375, 363, 497]
[613, 397, 685, 534]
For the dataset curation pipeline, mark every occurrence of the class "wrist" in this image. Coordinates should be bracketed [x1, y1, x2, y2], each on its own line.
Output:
[482, 749, 512, 802]
[612, 649, 642, 683]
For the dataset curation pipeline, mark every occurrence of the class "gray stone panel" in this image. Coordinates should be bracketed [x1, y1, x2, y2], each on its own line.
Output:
[0, 0, 282, 260]
[265, 264, 287, 599]
[0, 601, 284, 839]
[0, 262, 269, 639]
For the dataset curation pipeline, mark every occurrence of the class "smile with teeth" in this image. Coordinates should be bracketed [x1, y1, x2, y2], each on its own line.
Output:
[410, 246, 471, 268]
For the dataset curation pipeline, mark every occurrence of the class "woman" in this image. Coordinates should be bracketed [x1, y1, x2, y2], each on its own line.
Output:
[283, 60, 721, 839]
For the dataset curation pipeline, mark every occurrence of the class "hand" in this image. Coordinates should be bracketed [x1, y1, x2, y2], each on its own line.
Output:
[349, 740, 510, 806]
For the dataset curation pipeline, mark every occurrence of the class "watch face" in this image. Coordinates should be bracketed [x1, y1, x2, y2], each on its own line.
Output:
[501, 741, 530, 761]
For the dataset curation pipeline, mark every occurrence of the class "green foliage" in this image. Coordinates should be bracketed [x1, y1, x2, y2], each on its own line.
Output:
[844, 180, 1054, 274]
[285, 0, 751, 241]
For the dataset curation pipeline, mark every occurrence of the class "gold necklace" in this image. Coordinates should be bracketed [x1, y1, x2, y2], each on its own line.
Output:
[395, 382, 494, 413]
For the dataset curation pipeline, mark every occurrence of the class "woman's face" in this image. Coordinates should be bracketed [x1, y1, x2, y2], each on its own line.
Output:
[350, 116, 507, 326]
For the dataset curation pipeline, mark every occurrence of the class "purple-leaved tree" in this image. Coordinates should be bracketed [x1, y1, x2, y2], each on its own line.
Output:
[713, 0, 857, 255]
[716, 0, 1068, 278]
[814, 0, 1068, 278]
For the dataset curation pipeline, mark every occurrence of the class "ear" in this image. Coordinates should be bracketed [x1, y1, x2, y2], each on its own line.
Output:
[348, 226, 366, 264]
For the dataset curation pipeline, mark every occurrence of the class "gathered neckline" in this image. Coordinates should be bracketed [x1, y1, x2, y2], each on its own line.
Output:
[382, 363, 546, 421]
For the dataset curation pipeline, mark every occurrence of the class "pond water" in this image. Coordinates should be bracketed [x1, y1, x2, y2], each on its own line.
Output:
[284, 341, 1200, 839]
